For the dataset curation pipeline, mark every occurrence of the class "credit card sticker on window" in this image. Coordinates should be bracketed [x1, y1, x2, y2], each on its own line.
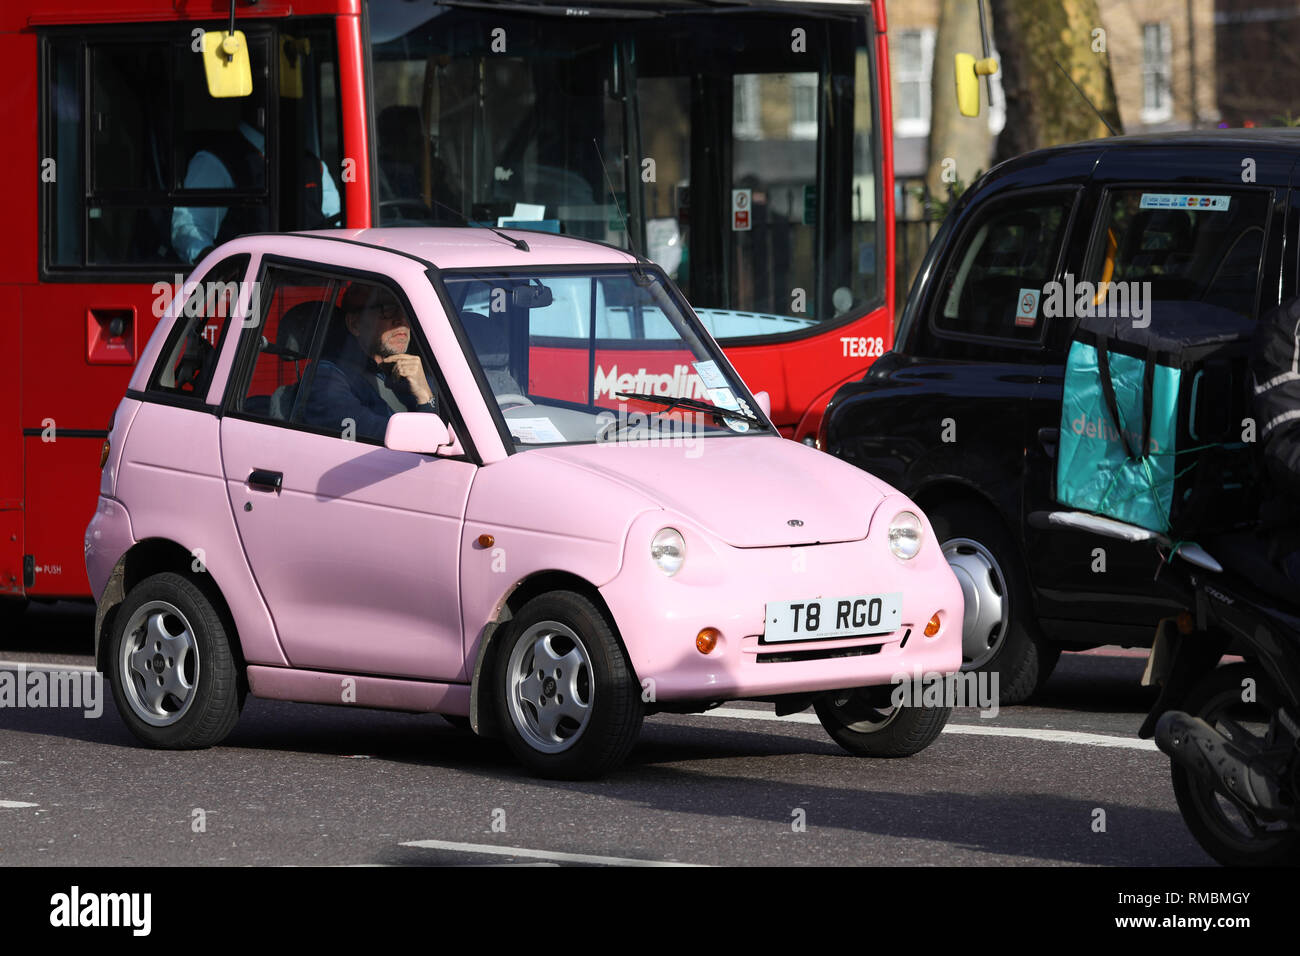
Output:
[1139, 193, 1231, 211]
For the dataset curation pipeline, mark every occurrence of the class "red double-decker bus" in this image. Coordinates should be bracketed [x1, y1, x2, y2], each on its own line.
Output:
[0, 0, 896, 610]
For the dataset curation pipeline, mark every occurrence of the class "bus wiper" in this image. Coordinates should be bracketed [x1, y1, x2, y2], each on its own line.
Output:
[613, 392, 765, 427]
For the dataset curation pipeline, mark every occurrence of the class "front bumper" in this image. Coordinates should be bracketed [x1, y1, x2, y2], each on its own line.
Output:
[600, 500, 964, 702]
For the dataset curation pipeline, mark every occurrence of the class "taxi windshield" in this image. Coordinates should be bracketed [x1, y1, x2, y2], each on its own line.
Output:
[438, 267, 771, 448]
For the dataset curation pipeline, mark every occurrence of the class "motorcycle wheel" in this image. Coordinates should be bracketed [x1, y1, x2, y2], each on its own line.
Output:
[1170, 662, 1300, 867]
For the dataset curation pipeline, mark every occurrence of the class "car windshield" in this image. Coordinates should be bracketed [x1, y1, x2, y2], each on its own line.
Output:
[439, 267, 771, 448]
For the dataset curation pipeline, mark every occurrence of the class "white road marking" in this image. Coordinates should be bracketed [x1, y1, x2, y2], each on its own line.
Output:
[0, 660, 97, 673]
[0, 800, 39, 809]
[698, 707, 1159, 751]
[0, 658, 1155, 749]
[401, 839, 702, 867]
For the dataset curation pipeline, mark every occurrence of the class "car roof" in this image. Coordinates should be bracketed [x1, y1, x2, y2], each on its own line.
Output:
[291, 227, 640, 270]
[988, 128, 1300, 174]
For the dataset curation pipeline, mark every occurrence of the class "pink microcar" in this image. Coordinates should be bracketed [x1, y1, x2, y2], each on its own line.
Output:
[84, 228, 964, 778]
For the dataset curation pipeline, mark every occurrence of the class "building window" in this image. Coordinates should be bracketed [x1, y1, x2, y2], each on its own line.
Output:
[789, 73, 819, 140]
[893, 29, 934, 138]
[733, 74, 761, 140]
[1142, 22, 1173, 124]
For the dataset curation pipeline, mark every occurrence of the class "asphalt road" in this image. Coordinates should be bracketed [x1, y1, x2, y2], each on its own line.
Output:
[0, 601, 1211, 866]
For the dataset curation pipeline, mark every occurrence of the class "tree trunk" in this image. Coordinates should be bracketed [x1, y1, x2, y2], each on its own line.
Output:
[990, 0, 1123, 164]
[926, 0, 995, 201]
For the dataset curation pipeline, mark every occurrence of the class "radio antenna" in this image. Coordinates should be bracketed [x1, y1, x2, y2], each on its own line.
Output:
[592, 138, 647, 269]
[422, 195, 529, 252]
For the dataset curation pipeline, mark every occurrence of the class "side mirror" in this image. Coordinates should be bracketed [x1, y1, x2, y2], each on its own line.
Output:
[385, 412, 452, 455]
[753, 390, 772, 418]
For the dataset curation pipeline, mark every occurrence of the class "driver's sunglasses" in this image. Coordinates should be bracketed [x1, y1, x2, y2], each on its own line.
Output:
[361, 302, 404, 323]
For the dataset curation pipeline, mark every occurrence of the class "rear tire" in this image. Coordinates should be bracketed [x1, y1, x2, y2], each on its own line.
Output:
[814, 685, 950, 757]
[107, 572, 242, 749]
[1170, 662, 1300, 866]
[928, 502, 1057, 704]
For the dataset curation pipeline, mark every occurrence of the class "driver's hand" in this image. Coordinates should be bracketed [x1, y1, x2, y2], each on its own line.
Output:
[381, 354, 434, 406]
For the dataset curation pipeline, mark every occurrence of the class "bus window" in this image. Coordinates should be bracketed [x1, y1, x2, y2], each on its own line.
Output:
[370, 6, 881, 341]
[42, 22, 343, 272]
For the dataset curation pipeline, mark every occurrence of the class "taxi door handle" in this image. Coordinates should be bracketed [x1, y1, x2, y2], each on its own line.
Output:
[247, 469, 283, 493]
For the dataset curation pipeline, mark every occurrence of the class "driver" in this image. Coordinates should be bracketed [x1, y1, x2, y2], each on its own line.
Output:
[304, 283, 437, 442]
[171, 99, 341, 264]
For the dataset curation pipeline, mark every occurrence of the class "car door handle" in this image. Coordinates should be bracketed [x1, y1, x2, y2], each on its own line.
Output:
[247, 469, 283, 492]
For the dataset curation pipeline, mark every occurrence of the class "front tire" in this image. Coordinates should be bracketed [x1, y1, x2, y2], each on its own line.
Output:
[107, 572, 242, 749]
[929, 502, 1058, 705]
[1170, 662, 1300, 866]
[492, 591, 643, 779]
[814, 685, 951, 757]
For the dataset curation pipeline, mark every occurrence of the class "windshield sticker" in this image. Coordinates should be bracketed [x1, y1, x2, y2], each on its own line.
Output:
[1015, 288, 1040, 327]
[708, 387, 751, 433]
[1139, 193, 1231, 212]
[507, 417, 566, 444]
[692, 360, 728, 390]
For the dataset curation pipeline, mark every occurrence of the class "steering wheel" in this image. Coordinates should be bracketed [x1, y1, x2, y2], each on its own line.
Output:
[496, 393, 535, 411]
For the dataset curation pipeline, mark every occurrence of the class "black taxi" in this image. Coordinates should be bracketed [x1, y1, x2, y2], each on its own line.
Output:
[823, 130, 1299, 703]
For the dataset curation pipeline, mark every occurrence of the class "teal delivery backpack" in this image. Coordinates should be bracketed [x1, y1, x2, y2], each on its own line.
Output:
[1057, 301, 1255, 536]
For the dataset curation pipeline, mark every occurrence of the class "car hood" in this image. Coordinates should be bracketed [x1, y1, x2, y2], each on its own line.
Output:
[527, 436, 897, 547]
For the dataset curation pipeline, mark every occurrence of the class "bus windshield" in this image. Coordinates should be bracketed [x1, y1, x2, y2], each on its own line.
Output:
[369, 0, 882, 339]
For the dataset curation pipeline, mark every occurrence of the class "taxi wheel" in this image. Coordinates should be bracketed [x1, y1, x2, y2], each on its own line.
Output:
[493, 591, 644, 779]
[814, 685, 951, 757]
[928, 502, 1059, 705]
[108, 572, 242, 750]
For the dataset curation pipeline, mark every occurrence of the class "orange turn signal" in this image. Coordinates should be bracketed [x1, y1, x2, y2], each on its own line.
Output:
[99, 440, 111, 469]
[696, 627, 720, 655]
[1176, 611, 1194, 635]
[477, 534, 494, 548]
[924, 614, 941, 637]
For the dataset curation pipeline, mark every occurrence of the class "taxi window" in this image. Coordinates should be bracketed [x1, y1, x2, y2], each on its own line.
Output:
[932, 193, 1074, 344]
[1084, 189, 1271, 319]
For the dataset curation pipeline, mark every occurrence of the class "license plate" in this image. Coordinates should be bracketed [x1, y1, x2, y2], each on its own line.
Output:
[763, 592, 903, 644]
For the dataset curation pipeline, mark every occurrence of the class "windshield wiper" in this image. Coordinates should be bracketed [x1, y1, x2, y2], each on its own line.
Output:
[613, 391, 766, 427]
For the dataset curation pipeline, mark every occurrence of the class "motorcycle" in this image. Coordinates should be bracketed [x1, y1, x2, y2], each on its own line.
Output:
[1047, 510, 1300, 865]
[1142, 530, 1300, 866]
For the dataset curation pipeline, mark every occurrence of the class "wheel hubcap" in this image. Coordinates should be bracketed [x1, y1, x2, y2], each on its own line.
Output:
[505, 622, 593, 754]
[942, 537, 1008, 670]
[118, 600, 200, 727]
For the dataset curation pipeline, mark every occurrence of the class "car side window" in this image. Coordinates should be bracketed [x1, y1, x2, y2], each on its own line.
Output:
[1083, 188, 1272, 320]
[932, 192, 1075, 344]
[145, 255, 250, 401]
[237, 269, 337, 424]
[236, 266, 443, 445]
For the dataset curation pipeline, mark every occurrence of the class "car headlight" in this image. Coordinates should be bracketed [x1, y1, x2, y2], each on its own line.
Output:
[888, 511, 923, 560]
[651, 528, 686, 576]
